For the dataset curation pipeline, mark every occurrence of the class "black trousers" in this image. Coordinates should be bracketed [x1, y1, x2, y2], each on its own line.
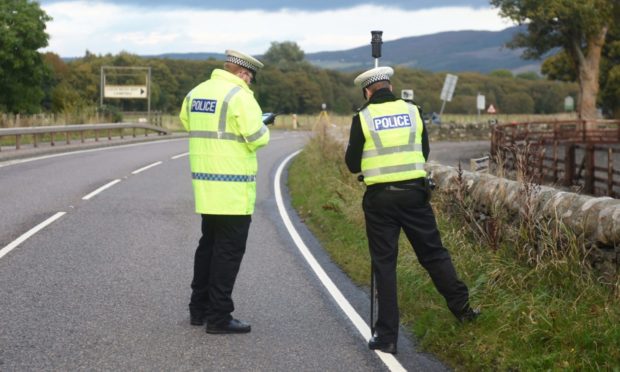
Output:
[363, 183, 469, 342]
[189, 214, 251, 326]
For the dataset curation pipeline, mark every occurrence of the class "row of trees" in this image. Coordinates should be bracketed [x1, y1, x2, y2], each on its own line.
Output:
[24, 47, 582, 118]
[1, 1, 618, 119]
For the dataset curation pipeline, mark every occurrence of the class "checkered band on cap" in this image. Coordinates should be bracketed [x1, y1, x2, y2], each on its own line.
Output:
[227, 55, 259, 73]
[354, 66, 394, 88]
[360, 74, 391, 89]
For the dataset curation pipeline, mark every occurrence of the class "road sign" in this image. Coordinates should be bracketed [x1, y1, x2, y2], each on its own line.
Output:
[104, 85, 148, 99]
[487, 104, 497, 114]
[401, 89, 414, 101]
[477, 94, 486, 111]
[440, 74, 458, 102]
[564, 96, 574, 111]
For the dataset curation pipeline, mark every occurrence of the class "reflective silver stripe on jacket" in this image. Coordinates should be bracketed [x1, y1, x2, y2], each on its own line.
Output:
[245, 125, 268, 142]
[360, 103, 419, 160]
[189, 131, 245, 142]
[363, 144, 423, 157]
[188, 86, 264, 143]
[218, 86, 242, 133]
[362, 163, 425, 178]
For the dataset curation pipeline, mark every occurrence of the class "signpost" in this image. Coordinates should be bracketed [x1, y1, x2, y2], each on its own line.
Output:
[476, 93, 486, 120]
[104, 85, 148, 99]
[100, 66, 152, 122]
[564, 96, 575, 112]
[401, 89, 414, 101]
[439, 74, 458, 116]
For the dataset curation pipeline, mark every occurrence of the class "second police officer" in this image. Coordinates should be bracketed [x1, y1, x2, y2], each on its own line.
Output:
[345, 66, 479, 354]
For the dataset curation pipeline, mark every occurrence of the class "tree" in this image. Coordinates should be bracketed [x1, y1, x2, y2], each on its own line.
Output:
[0, 0, 52, 113]
[491, 0, 617, 119]
[262, 41, 305, 69]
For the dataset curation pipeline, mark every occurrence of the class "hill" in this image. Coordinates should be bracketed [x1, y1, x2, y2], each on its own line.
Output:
[146, 26, 541, 74]
[305, 25, 541, 73]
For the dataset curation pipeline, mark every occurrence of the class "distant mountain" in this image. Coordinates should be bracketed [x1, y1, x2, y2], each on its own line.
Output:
[144, 26, 542, 74]
[305, 25, 542, 74]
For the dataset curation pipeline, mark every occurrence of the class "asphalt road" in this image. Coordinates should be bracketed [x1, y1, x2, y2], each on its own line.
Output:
[0, 131, 447, 371]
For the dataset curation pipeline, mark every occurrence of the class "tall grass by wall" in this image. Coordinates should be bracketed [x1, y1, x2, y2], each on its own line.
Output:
[288, 134, 620, 371]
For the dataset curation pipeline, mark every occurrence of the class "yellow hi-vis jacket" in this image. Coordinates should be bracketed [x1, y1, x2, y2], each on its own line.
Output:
[179, 69, 269, 215]
[359, 100, 426, 185]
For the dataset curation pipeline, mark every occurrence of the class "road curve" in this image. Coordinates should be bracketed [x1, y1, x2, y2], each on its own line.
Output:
[0, 131, 447, 371]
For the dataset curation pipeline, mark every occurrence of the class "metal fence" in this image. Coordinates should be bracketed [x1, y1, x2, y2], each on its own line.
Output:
[491, 119, 620, 197]
[0, 123, 170, 152]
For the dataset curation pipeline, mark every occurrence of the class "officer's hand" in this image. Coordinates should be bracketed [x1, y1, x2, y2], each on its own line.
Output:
[262, 112, 278, 125]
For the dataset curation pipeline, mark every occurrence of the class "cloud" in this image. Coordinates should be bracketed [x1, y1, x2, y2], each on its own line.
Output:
[41, 1, 513, 57]
[40, 0, 492, 11]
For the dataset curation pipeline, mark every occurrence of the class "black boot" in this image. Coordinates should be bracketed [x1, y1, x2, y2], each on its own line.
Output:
[368, 336, 397, 354]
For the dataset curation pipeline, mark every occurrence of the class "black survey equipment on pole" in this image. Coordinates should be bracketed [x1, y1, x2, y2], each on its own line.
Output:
[371, 31, 383, 58]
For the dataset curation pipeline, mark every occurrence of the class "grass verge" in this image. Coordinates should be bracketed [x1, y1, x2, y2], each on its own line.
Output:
[288, 135, 620, 371]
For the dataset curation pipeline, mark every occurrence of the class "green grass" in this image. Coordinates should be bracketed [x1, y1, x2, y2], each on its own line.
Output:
[288, 135, 620, 371]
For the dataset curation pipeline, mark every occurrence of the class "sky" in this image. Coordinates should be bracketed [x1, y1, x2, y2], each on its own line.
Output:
[38, 0, 515, 58]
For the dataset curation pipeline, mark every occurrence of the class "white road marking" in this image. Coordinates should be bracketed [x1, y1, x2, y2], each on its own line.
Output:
[0, 212, 66, 260]
[274, 150, 406, 372]
[82, 179, 121, 200]
[131, 161, 162, 174]
[0, 138, 185, 169]
[171, 152, 188, 160]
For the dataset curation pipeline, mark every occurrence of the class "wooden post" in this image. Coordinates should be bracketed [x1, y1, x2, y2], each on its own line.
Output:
[584, 144, 595, 194]
[133, 128, 136, 138]
[80, 131, 84, 143]
[95, 130, 99, 142]
[608, 147, 614, 197]
[33, 134, 38, 148]
[50, 132, 55, 147]
[66, 131, 70, 145]
[564, 144, 575, 187]
[107, 129, 111, 140]
[553, 141, 558, 182]
[15, 134, 20, 150]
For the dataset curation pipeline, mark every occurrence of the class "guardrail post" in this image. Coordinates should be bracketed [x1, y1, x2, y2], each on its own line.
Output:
[80, 131, 84, 143]
[132, 128, 136, 138]
[107, 129, 111, 141]
[66, 131, 70, 145]
[95, 130, 99, 142]
[584, 144, 595, 194]
[120, 128, 124, 139]
[564, 144, 575, 186]
[33, 134, 38, 148]
[50, 132, 55, 147]
[15, 134, 20, 150]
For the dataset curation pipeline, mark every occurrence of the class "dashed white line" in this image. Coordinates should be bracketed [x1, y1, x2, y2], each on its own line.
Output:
[0, 212, 66, 260]
[274, 150, 406, 372]
[131, 161, 162, 174]
[171, 152, 189, 160]
[82, 179, 122, 200]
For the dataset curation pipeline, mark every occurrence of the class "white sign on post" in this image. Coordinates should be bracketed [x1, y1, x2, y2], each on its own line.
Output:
[401, 89, 414, 101]
[440, 74, 458, 102]
[104, 85, 148, 99]
[477, 94, 486, 111]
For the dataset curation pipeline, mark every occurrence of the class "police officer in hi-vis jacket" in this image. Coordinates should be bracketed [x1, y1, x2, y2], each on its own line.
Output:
[345, 66, 479, 354]
[179, 50, 269, 334]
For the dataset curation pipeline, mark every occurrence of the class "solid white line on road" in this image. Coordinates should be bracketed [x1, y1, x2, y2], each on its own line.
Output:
[82, 179, 122, 200]
[274, 150, 406, 372]
[131, 161, 163, 174]
[171, 152, 189, 160]
[0, 212, 66, 260]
